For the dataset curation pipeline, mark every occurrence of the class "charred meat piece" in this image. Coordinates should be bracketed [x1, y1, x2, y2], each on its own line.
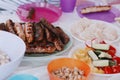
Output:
[34, 23, 44, 41]
[53, 38, 64, 51]
[6, 19, 15, 34]
[55, 27, 70, 44]
[24, 22, 34, 43]
[40, 18, 59, 37]
[40, 19, 64, 51]
[0, 23, 6, 30]
[27, 7, 35, 20]
[14, 23, 26, 41]
[26, 44, 56, 53]
[45, 27, 55, 42]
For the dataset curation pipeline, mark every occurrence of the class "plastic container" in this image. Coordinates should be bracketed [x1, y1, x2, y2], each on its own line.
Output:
[47, 58, 90, 80]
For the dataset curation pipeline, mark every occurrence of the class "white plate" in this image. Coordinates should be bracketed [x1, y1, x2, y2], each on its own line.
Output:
[70, 19, 120, 44]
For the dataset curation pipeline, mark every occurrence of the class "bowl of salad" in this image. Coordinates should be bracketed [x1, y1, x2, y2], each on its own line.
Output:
[68, 39, 120, 80]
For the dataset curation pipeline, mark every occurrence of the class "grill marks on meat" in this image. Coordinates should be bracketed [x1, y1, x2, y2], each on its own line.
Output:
[6, 19, 15, 34]
[55, 27, 70, 44]
[40, 19, 64, 51]
[34, 23, 44, 41]
[53, 38, 64, 51]
[14, 23, 26, 41]
[45, 27, 54, 42]
[24, 22, 34, 43]
[0, 23, 6, 30]
[0, 19, 70, 54]
[26, 44, 56, 53]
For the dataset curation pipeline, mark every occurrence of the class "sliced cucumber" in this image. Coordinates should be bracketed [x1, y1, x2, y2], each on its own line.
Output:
[109, 60, 116, 66]
[94, 50, 102, 56]
[88, 50, 99, 60]
[98, 52, 112, 59]
[93, 60, 109, 67]
[93, 60, 116, 67]
[92, 44, 110, 50]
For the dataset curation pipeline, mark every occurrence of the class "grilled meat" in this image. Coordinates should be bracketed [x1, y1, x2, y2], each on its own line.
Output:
[0, 19, 70, 54]
[6, 19, 15, 34]
[26, 43, 56, 53]
[27, 7, 35, 20]
[0, 23, 6, 30]
[24, 22, 34, 43]
[55, 27, 70, 44]
[81, 5, 111, 14]
[34, 22, 44, 41]
[40, 18, 59, 37]
[45, 27, 55, 42]
[53, 38, 64, 51]
[14, 23, 26, 41]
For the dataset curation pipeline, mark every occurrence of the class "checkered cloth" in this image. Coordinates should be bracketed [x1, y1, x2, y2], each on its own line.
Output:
[0, 0, 60, 12]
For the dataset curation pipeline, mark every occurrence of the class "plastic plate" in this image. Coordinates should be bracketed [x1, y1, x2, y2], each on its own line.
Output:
[16, 2, 62, 23]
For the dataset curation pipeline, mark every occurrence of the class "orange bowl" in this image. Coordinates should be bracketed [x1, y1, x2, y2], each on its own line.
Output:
[47, 58, 90, 80]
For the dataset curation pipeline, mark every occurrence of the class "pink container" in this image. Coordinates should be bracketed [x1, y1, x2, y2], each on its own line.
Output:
[16, 2, 62, 23]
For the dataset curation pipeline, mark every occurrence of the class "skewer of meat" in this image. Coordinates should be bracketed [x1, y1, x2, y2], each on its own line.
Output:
[14, 23, 26, 41]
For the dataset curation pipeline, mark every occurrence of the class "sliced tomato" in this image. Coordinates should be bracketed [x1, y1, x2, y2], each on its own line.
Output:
[107, 46, 116, 57]
[103, 66, 113, 74]
[111, 66, 120, 73]
[113, 56, 120, 65]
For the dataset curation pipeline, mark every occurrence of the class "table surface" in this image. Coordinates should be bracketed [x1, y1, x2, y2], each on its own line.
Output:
[1, 1, 120, 80]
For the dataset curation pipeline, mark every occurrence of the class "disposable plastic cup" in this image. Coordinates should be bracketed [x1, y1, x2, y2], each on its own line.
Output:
[60, 0, 76, 12]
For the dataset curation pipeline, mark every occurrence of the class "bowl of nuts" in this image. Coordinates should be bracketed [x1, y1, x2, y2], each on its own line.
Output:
[47, 58, 90, 80]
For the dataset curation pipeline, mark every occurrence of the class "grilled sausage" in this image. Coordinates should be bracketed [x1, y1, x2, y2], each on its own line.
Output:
[53, 38, 64, 51]
[45, 27, 55, 42]
[14, 23, 26, 41]
[34, 23, 44, 41]
[26, 45, 56, 53]
[81, 5, 111, 14]
[0, 23, 6, 30]
[24, 22, 34, 43]
[55, 27, 70, 44]
[27, 7, 35, 20]
[6, 19, 15, 34]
